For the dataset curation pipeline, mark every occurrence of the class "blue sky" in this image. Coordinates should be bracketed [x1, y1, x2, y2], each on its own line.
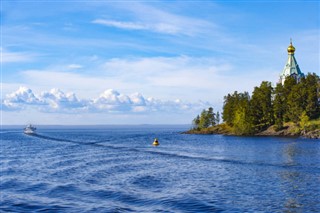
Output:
[1, 1, 319, 125]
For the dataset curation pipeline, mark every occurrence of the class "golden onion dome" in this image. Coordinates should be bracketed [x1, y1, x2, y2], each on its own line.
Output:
[287, 41, 295, 54]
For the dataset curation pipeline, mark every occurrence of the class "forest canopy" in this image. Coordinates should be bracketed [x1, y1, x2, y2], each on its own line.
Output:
[191, 73, 320, 135]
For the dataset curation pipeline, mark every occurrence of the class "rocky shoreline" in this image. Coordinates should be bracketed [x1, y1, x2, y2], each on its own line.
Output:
[256, 126, 320, 139]
[184, 123, 320, 139]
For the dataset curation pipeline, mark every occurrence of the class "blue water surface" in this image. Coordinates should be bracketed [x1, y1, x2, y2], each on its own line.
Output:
[1, 125, 319, 212]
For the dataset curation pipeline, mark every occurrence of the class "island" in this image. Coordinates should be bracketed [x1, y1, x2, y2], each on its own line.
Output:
[185, 74, 319, 139]
[186, 41, 320, 139]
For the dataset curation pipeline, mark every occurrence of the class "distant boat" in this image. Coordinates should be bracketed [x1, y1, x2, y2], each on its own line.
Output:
[24, 124, 36, 134]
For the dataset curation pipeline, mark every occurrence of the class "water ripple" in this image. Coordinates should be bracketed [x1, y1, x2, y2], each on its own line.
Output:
[1, 126, 319, 212]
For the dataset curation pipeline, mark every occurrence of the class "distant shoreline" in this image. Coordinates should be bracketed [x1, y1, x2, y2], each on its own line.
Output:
[1, 124, 190, 127]
[1, 124, 191, 132]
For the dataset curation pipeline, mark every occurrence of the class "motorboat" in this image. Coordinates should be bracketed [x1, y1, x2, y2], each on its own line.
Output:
[24, 124, 36, 134]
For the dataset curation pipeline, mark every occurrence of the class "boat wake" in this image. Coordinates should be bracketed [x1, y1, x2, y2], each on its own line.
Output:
[29, 133, 110, 146]
[26, 133, 306, 171]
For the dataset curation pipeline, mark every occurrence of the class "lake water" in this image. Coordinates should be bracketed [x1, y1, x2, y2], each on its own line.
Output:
[1, 125, 319, 212]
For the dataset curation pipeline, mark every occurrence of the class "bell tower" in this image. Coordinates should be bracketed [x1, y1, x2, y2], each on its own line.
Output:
[279, 39, 304, 85]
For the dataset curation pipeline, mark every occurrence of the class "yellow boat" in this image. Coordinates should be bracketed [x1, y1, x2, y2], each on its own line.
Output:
[153, 138, 159, 146]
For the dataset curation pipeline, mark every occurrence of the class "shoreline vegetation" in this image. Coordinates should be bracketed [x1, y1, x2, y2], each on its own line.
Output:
[184, 120, 320, 139]
[186, 73, 320, 139]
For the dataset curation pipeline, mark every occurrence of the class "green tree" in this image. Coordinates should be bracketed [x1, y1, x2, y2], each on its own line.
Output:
[192, 115, 200, 130]
[191, 73, 319, 135]
[207, 107, 216, 127]
[283, 73, 319, 123]
[199, 109, 210, 129]
[273, 83, 286, 130]
[233, 107, 253, 135]
[283, 76, 297, 122]
[223, 91, 250, 126]
[286, 81, 306, 123]
[223, 93, 235, 126]
[305, 73, 320, 119]
[192, 107, 218, 130]
[250, 81, 274, 131]
[216, 111, 220, 125]
[299, 111, 309, 131]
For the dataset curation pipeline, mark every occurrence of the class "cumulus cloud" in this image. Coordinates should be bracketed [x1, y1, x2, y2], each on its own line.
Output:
[92, 89, 133, 112]
[1, 87, 212, 114]
[2, 87, 86, 113]
[14, 57, 220, 106]
[89, 89, 211, 113]
[40, 88, 87, 112]
[16, 55, 273, 105]
[2, 87, 44, 110]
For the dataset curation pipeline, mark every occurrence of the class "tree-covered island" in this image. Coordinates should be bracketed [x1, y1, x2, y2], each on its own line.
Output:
[186, 73, 320, 139]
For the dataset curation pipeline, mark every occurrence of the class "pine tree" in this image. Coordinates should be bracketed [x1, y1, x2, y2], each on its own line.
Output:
[283, 76, 297, 122]
[192, 115, 200, 130]
[233, 106, 253, 135]
[216, 111, 220, 125]
[207, 107, 216, 127]
[305, 73, 320, 119]
[299, 111, 310, 131]
[273, 83, 285, 130]
[199, 109, 210, 129]
[223, 93, 235, 126]
[286, 82, 305, 123]
[191, 73, 319, 134]
[250, 81, 273, 131]
[223, 91, 250, 127]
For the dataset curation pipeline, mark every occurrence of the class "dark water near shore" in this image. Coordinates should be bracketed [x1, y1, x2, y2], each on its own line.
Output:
[1, 125, 319, 212]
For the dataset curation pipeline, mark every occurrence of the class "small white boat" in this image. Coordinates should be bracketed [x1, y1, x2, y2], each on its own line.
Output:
[24, 124, 36, 134]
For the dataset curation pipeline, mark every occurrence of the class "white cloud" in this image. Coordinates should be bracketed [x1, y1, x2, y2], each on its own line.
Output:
[129, 93, 146, 105]
[92, 89, 132, 112]
[2, 87, 44, 110]
[92, 19, 148, 30]
[1, 87, 212, 115]
[100, 56, 232, 89]
[19, 70, 129, 99]
[92, 3, 215, 36]
[1, 48, 35, 63]
[40, 88, 87, 112]
[98, 56, 270, 101]
[15, 56, 231, 101]
[8, 55, 278, 108]
[90, 88, 212, 114]
[67, 64, 83, 69]
[1, 86, 86, 113]
[93, 17, 212, 36]
[93, 18, 189, 35]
